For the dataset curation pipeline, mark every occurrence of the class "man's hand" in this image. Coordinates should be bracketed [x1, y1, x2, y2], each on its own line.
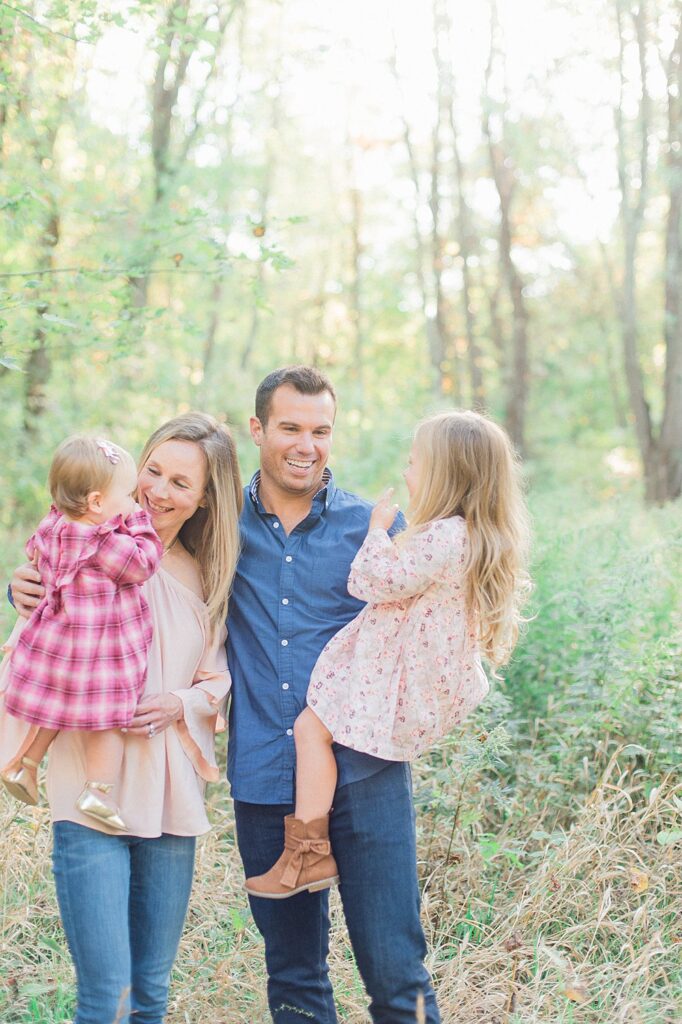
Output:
[10, 562, 45, 618]
[369, 488, 400, 532]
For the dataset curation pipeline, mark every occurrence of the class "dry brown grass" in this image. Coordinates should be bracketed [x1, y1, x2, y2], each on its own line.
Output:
[1, 740, 680, 1024]
[1, 503, 681, 1023]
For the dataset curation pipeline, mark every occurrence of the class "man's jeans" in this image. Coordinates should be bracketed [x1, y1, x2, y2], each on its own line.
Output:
[234, 762, 441, 1024]
[52, 821, 195, 1024]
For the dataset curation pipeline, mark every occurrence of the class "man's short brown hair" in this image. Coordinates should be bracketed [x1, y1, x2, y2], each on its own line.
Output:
[254, 366, 337, 425]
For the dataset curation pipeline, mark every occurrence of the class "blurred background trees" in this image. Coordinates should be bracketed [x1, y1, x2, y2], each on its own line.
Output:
[0, 0, 680, 514]
[1, 6, 681, 1021]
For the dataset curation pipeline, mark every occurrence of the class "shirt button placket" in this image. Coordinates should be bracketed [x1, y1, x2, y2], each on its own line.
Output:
[280, 540, 297, 756]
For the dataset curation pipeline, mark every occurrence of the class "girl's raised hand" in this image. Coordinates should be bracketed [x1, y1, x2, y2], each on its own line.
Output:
[369, 487, 400, 532]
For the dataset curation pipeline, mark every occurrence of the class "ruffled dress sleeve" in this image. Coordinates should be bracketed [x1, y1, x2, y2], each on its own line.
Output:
[93, 508, 163, 584]
[348, 518, 465, 603]
[25, 505, 61, 561]
[173, 622, 231, 782]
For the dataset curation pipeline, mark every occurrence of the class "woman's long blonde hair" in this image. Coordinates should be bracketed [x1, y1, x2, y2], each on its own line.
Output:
[407, 411, 531, 666]
[138, 413, 243, 633]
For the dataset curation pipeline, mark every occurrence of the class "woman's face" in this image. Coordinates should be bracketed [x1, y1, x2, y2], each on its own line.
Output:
[137, 439, 207, 545]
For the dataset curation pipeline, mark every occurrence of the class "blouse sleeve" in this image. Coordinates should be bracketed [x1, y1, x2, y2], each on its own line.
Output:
[348, 519, 464, 603]
[94, 510, 163, 585]
[173, 622, 231, 782]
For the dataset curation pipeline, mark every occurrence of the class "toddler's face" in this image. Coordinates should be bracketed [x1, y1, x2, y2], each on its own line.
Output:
[403, 442, 422, 501]
[98, 457, 138, 521]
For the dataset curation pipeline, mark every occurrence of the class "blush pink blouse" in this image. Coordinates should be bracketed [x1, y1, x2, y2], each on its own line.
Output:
[0, 566, 230, 838]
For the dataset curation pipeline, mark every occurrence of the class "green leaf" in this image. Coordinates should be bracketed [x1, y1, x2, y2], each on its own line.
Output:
[41, 314, 79, 328]
[37, 934, 65, 954]
[0, 356, 23, 371]
[656, 829, 682, 846]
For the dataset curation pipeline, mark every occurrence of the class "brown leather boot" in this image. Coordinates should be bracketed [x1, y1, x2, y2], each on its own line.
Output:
[245, 814, 339, 899]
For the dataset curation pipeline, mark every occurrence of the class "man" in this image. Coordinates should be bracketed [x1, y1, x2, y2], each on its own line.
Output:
[228, 365, 440, 1023]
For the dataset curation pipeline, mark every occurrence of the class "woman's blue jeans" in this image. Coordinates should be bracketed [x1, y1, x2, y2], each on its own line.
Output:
[52, 821, 196, 1024]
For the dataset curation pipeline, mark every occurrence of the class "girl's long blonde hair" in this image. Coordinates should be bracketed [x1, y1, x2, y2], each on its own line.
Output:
[407, 411, 531, 666]
[138, 413, 243, 633]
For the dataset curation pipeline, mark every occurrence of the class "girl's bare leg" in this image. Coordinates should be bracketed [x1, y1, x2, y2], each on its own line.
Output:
[24, 727, 59, 766]
[293, 707, 337, 822]
[82, 729, 125, 785]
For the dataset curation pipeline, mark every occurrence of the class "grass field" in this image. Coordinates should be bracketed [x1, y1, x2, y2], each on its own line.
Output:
[1, 484, 680, 1023]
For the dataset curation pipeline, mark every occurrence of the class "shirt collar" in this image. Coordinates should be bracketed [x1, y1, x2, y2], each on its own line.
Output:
[248, 469, 336, 515]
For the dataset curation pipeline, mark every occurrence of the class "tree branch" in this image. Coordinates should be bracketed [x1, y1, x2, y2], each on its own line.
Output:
[0, 2, 79, 43]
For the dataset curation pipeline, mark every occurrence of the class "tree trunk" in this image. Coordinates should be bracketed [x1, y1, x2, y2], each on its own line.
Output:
[430, 0, 458, 402]
[659, 18, 682, 499]
[483, 3, 529, 452]
[389, 42, 443, 397]
[23, 211, 60, 438]
[348, 181, 365, 405]
[130, 0, 238, 308]
[440, 1, 485, 409]
[614, 0, 658, 498]
[241, 65, 282, 371]
[197, 278, 223, 403]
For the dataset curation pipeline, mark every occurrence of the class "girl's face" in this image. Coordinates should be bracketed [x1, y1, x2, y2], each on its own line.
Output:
[137, 439, 207, 545]
[403, 440, 423, 502]
[97, 456, 138, 522]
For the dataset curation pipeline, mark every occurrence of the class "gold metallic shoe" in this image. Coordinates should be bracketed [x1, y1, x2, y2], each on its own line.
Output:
[76, 782, 128, 832]
[1, 755, 40, 806]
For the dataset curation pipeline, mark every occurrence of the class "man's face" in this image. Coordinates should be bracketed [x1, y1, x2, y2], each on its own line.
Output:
[250, 384, 335, 501]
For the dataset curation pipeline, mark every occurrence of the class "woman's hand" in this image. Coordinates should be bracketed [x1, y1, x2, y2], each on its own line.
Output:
[369, 488, 400, 532]
[10, 562, 45, 618]
[125, 693, 184, 738]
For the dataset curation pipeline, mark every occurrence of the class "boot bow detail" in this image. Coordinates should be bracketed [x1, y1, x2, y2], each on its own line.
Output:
[280, 838, 331, 888]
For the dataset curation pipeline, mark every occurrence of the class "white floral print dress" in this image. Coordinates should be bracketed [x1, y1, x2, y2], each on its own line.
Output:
[307, 516, 489, 761]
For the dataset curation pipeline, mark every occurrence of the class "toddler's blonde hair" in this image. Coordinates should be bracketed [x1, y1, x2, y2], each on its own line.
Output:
[48, 436, 133, 519]
[407, 410, 531, 666]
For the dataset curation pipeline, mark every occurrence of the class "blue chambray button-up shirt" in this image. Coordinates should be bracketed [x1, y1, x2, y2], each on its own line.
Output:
[226, 469, 403, 805]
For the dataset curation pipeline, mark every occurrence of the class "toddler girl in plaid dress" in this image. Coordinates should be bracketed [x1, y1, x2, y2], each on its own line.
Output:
[246, 411, 531, 898]
[0, 436, 162, 831]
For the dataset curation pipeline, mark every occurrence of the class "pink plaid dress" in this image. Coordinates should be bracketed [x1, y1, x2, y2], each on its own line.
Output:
[4, 506, 163, 731]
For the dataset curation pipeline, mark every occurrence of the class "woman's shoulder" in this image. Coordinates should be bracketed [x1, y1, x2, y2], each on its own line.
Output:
[158, 545, 205, 602]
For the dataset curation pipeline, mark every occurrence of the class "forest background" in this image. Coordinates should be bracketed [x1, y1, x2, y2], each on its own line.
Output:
[0, 0, 680, 1021]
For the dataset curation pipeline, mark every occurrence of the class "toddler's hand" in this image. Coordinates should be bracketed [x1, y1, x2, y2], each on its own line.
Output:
[369, 488, 400, 532]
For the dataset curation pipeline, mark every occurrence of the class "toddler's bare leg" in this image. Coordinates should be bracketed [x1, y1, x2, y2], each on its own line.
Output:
[76, 730, 128, 831]
[294, 707, 337, 823]
[24, 727, 59, 765]
[83, 729, 125, 785]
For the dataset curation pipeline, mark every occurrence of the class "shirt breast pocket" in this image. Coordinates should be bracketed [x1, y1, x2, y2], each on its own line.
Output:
[311, 556, 353, 605]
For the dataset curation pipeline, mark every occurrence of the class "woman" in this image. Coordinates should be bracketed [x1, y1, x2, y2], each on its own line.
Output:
[0, 412, 242, 1024]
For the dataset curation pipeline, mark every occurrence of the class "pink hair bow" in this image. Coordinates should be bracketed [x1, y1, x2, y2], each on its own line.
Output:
[96, 438, 121, 464]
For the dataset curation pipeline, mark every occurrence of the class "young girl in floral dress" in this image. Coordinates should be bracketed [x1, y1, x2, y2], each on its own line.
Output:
[1, 435, 163, 831]
[246, 410, 531, 898]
